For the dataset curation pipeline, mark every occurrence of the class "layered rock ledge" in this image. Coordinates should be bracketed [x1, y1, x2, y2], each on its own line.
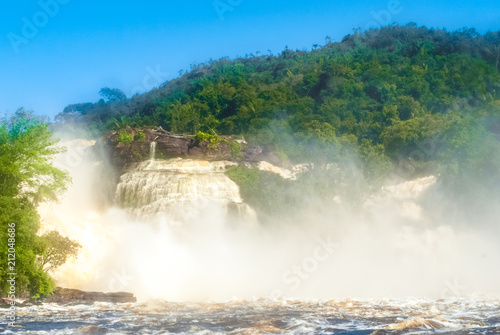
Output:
[102, 127, 281, 172]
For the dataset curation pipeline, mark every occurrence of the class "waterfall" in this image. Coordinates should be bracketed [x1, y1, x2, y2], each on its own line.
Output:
[114, 158, 249, 220]
[149, 141, 157, 161]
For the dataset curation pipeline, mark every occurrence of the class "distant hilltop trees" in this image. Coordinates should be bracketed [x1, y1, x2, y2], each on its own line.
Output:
[54, 24, 500, 185]
[55, 24, 500, 135]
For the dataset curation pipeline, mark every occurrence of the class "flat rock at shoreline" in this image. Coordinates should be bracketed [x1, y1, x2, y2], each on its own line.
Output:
[44, 287, 137, 304]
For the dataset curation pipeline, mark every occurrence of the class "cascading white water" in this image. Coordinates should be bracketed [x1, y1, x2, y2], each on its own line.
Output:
[115, 158, 244, 219]
[149, 141, 156, 161]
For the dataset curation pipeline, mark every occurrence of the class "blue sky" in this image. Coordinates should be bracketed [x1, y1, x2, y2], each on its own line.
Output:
[1, 0, 499, 119]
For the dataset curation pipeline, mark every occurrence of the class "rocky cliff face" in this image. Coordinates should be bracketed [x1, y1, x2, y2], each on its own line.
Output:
[102, 127, 282, 173]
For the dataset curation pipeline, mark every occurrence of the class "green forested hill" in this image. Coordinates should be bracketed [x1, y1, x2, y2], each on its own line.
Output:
[56, 24, 500, 184]
[3, 24, 499, 299]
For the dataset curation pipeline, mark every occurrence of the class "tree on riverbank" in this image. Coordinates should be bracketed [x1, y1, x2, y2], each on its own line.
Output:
[0, 109, 78, 299]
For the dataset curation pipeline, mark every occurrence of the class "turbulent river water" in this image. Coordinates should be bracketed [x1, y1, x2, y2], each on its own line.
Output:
[4, 139, 499, 334]
[2, 298, 500, 334]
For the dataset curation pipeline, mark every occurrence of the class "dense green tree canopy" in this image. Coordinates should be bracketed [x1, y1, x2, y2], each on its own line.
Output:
[0, 110, 74, 298]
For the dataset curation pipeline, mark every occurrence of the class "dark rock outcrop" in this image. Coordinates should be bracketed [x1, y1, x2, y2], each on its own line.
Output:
[0, 297, 29, 308]
[44, 287, 137, 304]
[102, 128, 280, 172]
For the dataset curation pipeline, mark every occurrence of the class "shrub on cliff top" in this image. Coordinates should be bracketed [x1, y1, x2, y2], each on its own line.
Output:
[134, 131, 146, 142]
[195, 131, 227, 149]
[117, 130, 133, 145]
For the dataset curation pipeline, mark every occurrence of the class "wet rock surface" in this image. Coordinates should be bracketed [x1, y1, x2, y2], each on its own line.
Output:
[44, 287, 137, 304]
